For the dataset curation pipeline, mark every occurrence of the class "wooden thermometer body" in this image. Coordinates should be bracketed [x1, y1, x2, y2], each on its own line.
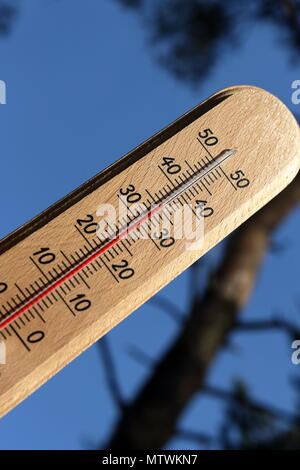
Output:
[0, 86, 299, 417]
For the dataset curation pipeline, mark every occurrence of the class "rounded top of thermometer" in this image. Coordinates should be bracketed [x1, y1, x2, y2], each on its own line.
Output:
[204, 85, 300, 190]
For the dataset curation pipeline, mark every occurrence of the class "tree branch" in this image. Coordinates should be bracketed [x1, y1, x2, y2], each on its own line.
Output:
[98, 337, 126, 410]
[148, 295, 184, 324]
[235, 318, 300, 340]
[203, 384, 298, 423]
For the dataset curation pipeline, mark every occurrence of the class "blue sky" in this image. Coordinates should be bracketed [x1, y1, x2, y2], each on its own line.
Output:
[0, 0, 300, 449]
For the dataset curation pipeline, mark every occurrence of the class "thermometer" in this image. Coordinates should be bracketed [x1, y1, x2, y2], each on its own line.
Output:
[0, 86, 299, 417]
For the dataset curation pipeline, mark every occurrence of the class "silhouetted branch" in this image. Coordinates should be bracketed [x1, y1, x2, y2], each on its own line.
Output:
[175, 429, 213, 447]
[269, 238, 289, 253]
[116, 0, 142, 9]
[127, 344, 155, 368]
[0, 1, 17, 36]
[203, 384, 298, 424]
[148, 295, 184, 324]
[219, 378, 300, 450]
[98, 337, 126, 410]
[235, 318, 300, 340]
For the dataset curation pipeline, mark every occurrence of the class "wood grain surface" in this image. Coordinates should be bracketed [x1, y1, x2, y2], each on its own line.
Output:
[0, 85, 299, 417]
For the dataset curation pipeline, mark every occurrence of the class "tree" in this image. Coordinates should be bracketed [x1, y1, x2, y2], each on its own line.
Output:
[115, 0, 300, 85]
[0, 0, 16, 36]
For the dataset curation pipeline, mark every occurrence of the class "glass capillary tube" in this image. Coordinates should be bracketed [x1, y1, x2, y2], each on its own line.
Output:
[123, 148, 237, 233]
